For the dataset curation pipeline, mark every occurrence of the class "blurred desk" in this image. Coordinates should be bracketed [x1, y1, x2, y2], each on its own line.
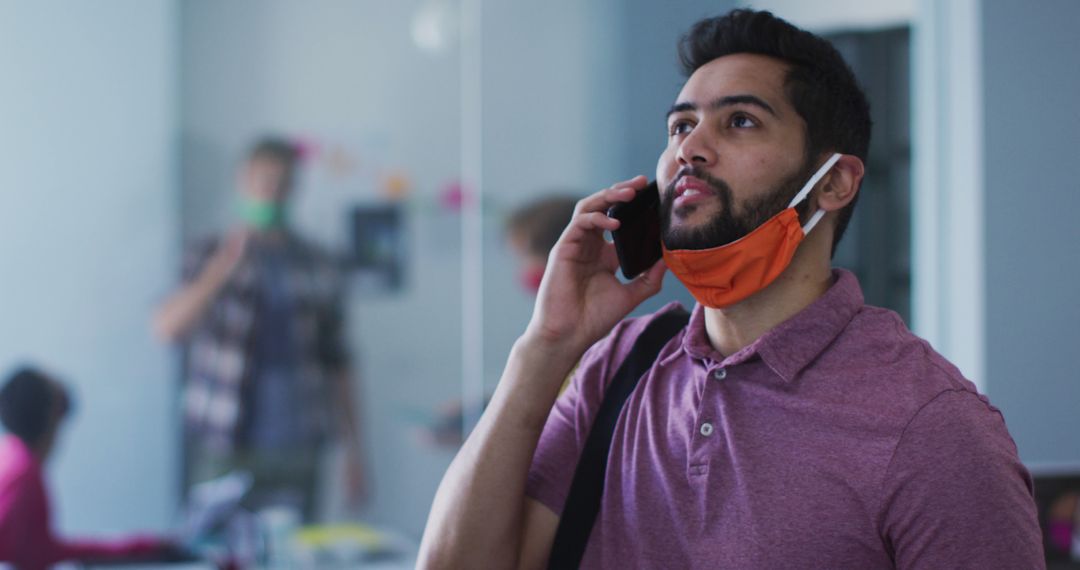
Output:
[80, 565, 213, 570]
[78, 522, 418, 570]
[81, 562, 417, 570]
[80, 551, 417, 570]
[286, 522, 418, 569]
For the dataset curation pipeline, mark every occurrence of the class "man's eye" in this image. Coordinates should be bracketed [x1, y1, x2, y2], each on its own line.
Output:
[669, 120, 694, 136]
[729, 114, 756, 129]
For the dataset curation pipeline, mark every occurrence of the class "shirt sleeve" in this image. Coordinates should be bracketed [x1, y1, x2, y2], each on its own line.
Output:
[524, 311, 662, 516]
[879, 389, 1044, 569]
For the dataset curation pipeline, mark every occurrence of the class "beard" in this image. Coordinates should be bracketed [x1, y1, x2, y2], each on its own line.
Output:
[660, 158, 815, 251]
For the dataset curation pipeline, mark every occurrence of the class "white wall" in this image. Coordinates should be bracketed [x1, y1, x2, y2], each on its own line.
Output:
[912, 0, 985, 389]
[981, 0, 1080, 466]
[746, 0, 913, 32]
[0, 0, 178, 533]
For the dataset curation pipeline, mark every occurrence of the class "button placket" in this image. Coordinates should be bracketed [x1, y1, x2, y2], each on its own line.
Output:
[697, 365, 727, 441]
[689, 362, 722, 478]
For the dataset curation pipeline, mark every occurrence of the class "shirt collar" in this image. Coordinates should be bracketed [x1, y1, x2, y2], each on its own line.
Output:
[680, 268, 864, 382]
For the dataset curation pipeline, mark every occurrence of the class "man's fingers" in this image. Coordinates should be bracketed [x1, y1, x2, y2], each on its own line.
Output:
[550, 211, 619, 263]
[572, 211, 621, 233]
[556, 176, 650, 248]
[573, 176, 649, 216]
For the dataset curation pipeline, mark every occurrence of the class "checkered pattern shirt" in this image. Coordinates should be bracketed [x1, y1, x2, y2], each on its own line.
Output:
[179, 233, 349, 452]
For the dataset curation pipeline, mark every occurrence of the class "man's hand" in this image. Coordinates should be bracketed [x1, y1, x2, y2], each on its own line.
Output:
[524, 176, 667, 358]
[152, 227, 251, 343]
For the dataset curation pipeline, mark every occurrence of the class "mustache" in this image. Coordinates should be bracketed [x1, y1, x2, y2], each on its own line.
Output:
[666, 165, 732, 198]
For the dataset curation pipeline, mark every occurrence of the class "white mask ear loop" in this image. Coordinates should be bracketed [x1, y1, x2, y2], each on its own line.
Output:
[787, 152, 842, 234]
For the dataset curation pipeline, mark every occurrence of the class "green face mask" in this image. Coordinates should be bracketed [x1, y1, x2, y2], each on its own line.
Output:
[239, 199, 285, 229]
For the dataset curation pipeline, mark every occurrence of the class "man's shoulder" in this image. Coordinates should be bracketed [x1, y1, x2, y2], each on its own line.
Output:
[575, 302, 691, 387]
[827, 303, 982, 411]
[606, 301, 690, 352]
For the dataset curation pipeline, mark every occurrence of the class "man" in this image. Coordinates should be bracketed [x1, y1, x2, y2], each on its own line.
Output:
[0, 367, 174, 569]
[154, 137, 364, 520]
[419, 9, 1042, 569]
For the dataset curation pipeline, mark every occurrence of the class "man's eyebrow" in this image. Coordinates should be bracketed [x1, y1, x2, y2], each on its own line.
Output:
[666, 101, 697, 119]
[666, 94, 778, 120]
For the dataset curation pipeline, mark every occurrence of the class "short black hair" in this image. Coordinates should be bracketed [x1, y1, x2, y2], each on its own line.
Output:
[0, 367, 64, 446]
[678, 9, 872, 253]
[248, 135, 300, 188]
[249, 136, 299, 167]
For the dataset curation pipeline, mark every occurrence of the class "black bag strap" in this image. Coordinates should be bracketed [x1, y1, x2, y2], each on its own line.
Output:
[547, 308, 690, 569]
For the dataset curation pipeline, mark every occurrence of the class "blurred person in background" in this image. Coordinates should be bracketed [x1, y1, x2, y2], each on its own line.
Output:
[505, 195, 580, 295]
[0, 366, 179, 569]
[153, 136, 364, 521]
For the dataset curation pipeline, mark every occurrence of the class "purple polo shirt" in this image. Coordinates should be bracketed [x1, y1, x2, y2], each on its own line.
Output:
[526, 269, 1043, 569]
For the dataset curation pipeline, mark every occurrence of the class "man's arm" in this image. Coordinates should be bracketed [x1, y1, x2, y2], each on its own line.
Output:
[417, 178, 667, 569]
[152, 230, 248, 343]
[880, 390, 1044, 568]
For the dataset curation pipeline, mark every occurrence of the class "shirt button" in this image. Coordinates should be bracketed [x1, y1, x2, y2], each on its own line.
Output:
[713, 368, 727, 380]
[700, 422, 714, 436]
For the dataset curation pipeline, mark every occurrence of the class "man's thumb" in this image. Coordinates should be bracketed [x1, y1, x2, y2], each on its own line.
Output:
[629, 259, 667, 301]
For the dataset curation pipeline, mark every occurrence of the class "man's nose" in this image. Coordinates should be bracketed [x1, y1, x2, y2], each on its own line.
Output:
[676, 129, 716, 167]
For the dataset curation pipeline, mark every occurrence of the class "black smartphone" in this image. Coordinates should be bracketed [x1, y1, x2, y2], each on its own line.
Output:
[607, 181, 662, 279]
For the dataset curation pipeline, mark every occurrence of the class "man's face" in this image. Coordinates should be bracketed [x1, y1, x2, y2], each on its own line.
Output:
[239, 156, 291, 203]
[656, 53, 811, 250]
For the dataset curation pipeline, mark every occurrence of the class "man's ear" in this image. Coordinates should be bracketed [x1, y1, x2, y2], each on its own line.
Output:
[816, 154, 864, 212]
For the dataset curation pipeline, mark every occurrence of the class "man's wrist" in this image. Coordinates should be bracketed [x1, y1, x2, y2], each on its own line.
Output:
[196, 257, 234, 292]
[487, 335, 583, 432]
[514, 329, 588, 372]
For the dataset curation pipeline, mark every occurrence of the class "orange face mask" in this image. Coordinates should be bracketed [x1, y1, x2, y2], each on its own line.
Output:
[662, 153, 841, 308]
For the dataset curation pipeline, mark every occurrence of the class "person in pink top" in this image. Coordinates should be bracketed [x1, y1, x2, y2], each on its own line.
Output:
[0, 367, 174, 569]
